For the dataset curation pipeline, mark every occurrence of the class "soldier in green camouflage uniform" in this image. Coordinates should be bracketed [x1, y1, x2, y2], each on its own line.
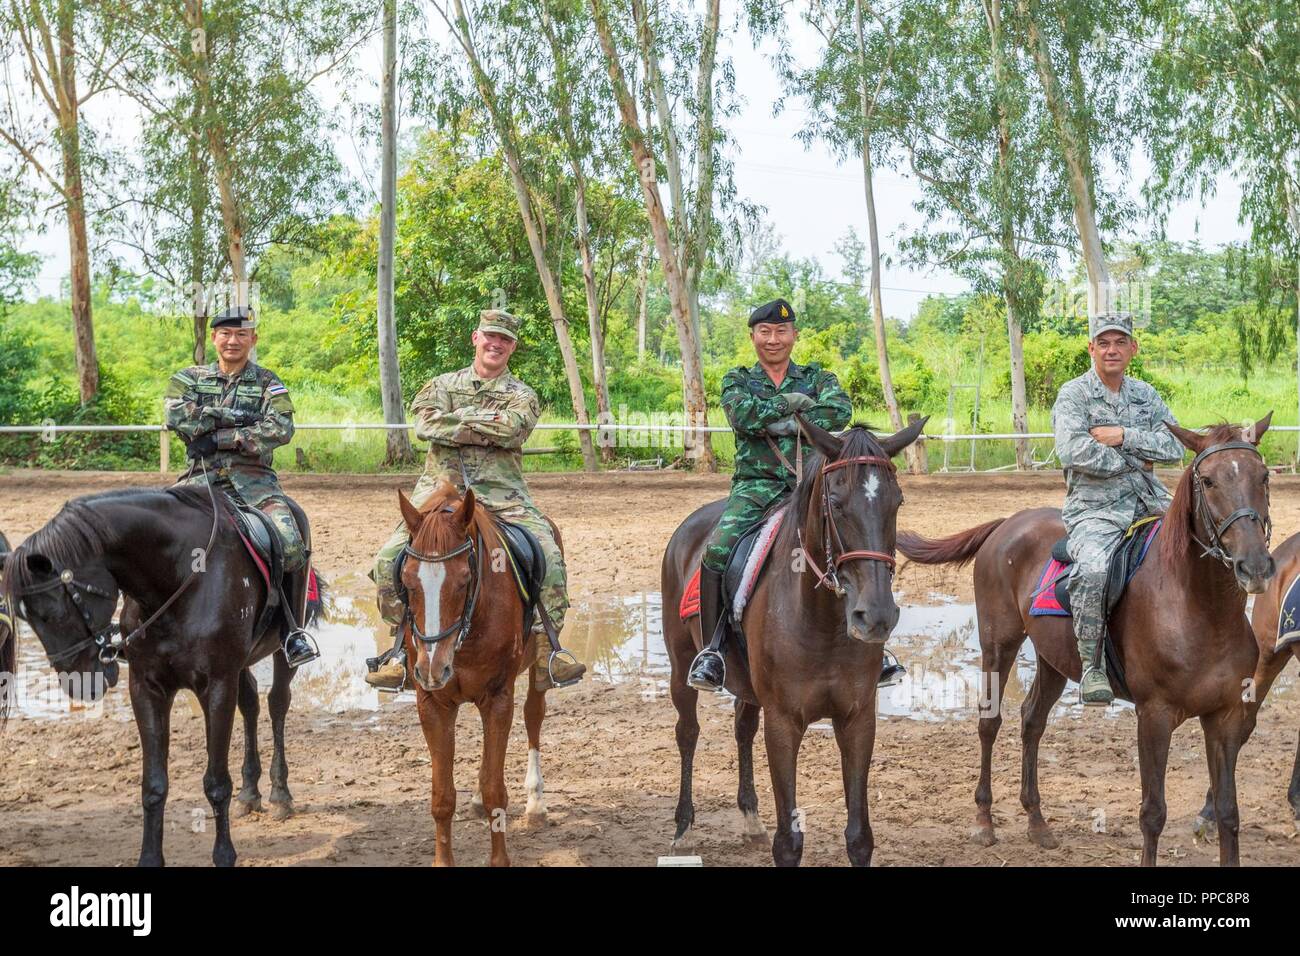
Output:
[688, 298, 861, 691]
[1052, 312, 1184, 704]
[164, 305, 318, 667]
[366, 309, 585, 691]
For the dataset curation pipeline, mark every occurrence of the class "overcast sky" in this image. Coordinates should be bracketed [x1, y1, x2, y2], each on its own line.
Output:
[19, 11, 1250, 321]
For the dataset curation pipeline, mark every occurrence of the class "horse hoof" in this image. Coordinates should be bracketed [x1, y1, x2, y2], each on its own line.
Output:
[970, 826, 998, 847]
[232, 797, 262, 818]
[1028, 827, 1059, 850]
[741, 812, 768, 844]
[671, 827, 695, 852]
[524, 808, 549, 829]
[1192, 815, 1217, 841]
[269, 800, 294, 821]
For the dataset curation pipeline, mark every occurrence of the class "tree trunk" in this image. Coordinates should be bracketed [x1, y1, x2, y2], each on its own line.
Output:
[599, 0, 714, 469]
[187, 99, 208, 365]
[378, 0, 415, 465]
[854, 0, 918, 473]
[985, 0, 1029, 469]
[637, 239, 650, 358]
[1019, 0, 1111, 314]
[450, 0, 597, 472]
[55, 0, 97, 403]
[572, 173, 614, 462]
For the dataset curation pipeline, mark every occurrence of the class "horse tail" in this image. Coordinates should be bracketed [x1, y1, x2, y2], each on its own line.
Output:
[897, 518, 1006, 568]
[305, 570, 328, 628]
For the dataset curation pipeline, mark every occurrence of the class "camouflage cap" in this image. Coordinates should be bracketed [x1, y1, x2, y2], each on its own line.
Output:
[1089, 311, 1134, 340]
[211, 305, 257, 330]
[478, 309, 520, 342]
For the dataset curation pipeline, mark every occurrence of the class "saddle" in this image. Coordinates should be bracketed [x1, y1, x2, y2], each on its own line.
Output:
[679, 500, 790, 654]
[228, 498, 316, 641]
[1029, 515, 1162, 701]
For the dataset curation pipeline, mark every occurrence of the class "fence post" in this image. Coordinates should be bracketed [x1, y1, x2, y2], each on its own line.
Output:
[909, 413, 928, 474]
[159, 426, 170, 475]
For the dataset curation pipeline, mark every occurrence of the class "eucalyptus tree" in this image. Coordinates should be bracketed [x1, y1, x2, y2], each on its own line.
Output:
[1143, 0, 1298, 448]
[0, 0, 122, 401]
[92, 0, 370, 333]
[888, 0, 1074, 468]
[1012, 0, 1144, 316]
[588, 0, 749, 470]
[749, 0, 921, 472]
[426, 0, 602, 471]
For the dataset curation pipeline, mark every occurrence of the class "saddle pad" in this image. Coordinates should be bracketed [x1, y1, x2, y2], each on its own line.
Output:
[1276, 572, 1300, 651]
[1028, 558, 1072, 617]
[678, 509, 785, 622]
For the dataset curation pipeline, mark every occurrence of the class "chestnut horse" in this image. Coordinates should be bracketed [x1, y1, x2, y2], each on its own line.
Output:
[1194, 530, 1300, 835]
[395, 480, 553, 867]
[898, 418, 1275, 865]
[662, 417, 927, 866]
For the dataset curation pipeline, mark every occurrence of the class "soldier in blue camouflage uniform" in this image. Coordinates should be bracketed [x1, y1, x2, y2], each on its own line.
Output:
[164, 305, 318, 667]
[365, 310, 585, 692]
[1052, 311, 1184, 704]
[688, 298, 903, 691]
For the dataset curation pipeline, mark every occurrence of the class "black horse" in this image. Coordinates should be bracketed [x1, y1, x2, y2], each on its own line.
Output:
[1, 529, 12, 720]
[3, 486, 322, 865]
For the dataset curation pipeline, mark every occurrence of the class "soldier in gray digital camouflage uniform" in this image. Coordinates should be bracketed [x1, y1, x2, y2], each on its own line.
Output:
[1052, 311, 1185, 705]
[164, 305, 318, 667]
[365, 309, 585, 692]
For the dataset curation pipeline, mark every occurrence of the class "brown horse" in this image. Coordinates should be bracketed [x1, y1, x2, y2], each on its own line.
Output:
[897, 418, 1275, 866]
[0, 530, 11, 721]
[395, 479, 552, 866]
[1194, 530, 1300, 835]
[662, 418, 927, 866]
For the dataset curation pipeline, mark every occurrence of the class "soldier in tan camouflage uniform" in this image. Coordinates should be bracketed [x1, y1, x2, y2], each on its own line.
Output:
[366, 309, 585, 691]
[164, 305, 318, 667]
[1052, 311, 1184, 705]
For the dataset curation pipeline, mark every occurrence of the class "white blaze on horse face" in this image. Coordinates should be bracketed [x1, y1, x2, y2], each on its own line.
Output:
[863, 472, 880, 502]
[417, 561, 447, 639]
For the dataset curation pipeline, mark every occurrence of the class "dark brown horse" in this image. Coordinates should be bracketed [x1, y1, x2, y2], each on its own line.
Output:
[3, 486, 320, 865]
[396, 479, 553, 866]
[1194, 530, 1300, 835]
[662, 418, 927, 866]
[898, 418, 1275, 866]
[0, 530, 12, 721]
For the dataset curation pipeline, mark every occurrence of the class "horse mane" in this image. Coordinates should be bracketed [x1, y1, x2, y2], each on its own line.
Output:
[2, 485, 215, 609]
[1160, 422, 1240, 570]
[409, 478, 498, 555]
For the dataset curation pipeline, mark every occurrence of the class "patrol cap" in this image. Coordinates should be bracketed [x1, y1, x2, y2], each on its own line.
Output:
[1089, 311, 1134, 340]
[211, 305, 257, 330]
[749, 298, 796, 328]
[478, 309, 520, 342]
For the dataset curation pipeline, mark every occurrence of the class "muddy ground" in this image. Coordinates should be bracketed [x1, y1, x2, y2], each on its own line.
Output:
[1, 468, 1298, 866]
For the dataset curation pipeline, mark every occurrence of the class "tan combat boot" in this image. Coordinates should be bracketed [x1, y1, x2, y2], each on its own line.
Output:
[532, 630, 585, 689]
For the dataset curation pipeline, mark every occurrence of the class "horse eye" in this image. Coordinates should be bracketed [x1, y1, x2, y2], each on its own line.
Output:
[1202, 477, 1214, 488]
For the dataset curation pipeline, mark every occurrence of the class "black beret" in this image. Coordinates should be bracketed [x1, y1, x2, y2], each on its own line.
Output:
[211, 305, 257, 329]
[748, 298, 796, 328]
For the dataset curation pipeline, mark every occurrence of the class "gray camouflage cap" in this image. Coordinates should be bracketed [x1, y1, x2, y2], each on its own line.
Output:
[478, 309, 520, 342]
[1089, 311, 1134, 340]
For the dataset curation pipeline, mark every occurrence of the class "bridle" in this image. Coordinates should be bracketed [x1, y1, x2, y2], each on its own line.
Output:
[6, 460, 222, 666]
[402, 523, 482, 650]
[1188, 439, 1271, 567]
[801, 454, 899, 597]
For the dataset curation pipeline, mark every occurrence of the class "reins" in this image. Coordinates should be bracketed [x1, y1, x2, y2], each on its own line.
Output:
[401, 511, 483, 651]
[800, 453, 899, 597]
[1187, 440, 1271, 567]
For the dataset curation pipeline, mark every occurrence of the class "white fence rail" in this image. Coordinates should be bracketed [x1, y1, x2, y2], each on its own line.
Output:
[2, 422, 1297, 474]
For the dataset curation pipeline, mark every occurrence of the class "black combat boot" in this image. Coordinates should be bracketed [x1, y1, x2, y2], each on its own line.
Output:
[687, 567, 727, 693]
[282, 628, 319, 668]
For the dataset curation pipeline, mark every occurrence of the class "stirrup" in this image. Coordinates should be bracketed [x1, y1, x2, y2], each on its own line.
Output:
[546, 648, 583, 689]
[879, 649, 906, 689]
[282, 628, 320, 668]
[687, 648, 725, 692]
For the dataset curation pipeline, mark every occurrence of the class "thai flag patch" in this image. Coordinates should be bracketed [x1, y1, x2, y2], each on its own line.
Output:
[268, 383, 288, 396]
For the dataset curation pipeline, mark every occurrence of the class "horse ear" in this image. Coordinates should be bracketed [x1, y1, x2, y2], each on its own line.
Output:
[24, 552, 55, 579]
[880, 415, 929, 459]
[1164, 420, 1204, 454]
[797, 415, 843, 460]
[454, 488, 476, 530]
[398, 490, 423, 536]
[1246, 411, 1272, 445]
